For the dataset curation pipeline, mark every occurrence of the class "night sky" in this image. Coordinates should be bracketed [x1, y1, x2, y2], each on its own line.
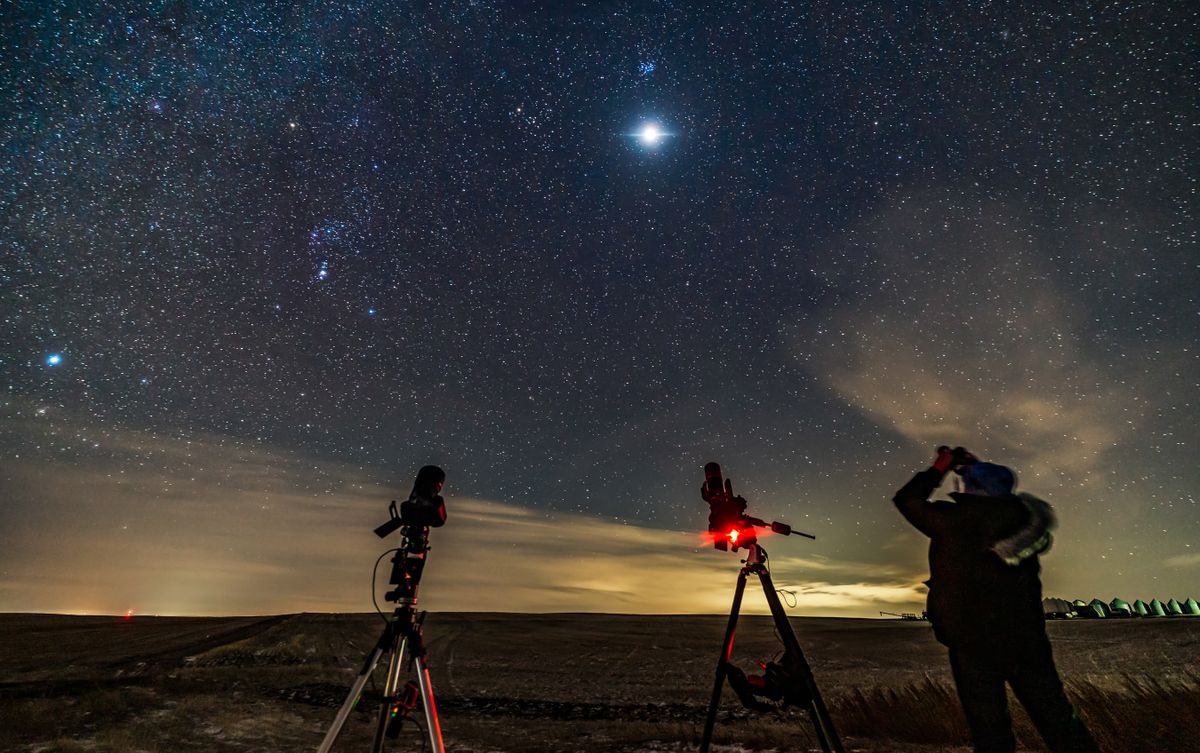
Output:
[2, 2, 1196, 617]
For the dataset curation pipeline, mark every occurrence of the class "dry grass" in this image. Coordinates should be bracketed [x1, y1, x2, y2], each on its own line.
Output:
[3, 613, 1198, 752]
[836, 679, 969, 745]
[832, 672, 1200, 753]
[1070, 675, 1200, 753]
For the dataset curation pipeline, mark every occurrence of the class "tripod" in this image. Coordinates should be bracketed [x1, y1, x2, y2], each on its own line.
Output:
[318, 526, 445, 753]
[699, 541, 844, 753]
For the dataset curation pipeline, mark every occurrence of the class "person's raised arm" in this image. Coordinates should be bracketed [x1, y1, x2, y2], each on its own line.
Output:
[893, 446, 972, 537]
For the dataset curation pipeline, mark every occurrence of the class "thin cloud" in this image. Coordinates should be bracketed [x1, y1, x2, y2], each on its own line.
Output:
[0, 411, 927, 616]
[1164, 553, 1200, 569]
[792, 189, 1138, 489]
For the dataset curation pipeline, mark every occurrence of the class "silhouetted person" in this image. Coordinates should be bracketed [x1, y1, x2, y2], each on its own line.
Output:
[893, 446, 1100, 753]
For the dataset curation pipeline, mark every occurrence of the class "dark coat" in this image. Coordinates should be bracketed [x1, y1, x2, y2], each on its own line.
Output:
[894, 469, 1049, 649]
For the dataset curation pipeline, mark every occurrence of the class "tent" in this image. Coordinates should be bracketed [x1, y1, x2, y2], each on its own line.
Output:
[1149, 599, 1167, 616]
[1167, 598, 1184, 616]
[1133, 599, 1150, 616]
[1109, 598, 1133, 617]
[1071, 599, 1108, 618]
[1042, 597, 1074, 617]
[1184, 598, 1200, 616]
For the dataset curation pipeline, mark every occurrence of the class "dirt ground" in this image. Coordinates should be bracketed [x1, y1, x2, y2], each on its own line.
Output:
[1, 612, 1197, 752]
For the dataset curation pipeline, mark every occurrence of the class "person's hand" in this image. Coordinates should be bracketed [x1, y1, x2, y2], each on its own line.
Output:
[932, 446, 955, 473]
[933, 446, 979, 473]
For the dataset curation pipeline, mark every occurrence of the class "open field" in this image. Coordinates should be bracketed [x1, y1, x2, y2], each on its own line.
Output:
[1, 612, 1197, 752]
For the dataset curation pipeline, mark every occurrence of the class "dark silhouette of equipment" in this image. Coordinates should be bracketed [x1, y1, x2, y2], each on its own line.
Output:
[698, 462, 844, 753]
[317, 466, 447, 753]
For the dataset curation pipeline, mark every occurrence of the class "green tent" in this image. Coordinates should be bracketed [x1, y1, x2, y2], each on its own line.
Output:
[1184, 598, 1200, 616]
[1109, 598, 1133, 616]
[1133, 599, 1150, 616]
[1085, 598, 1109, 618]
[1167, 598, 1184, 616]
[1149, 599, 1167, 616]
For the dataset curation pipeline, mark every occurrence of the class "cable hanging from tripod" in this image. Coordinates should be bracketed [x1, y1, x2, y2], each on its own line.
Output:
[412, 717, 428, 753]
[758, 551, 801, 609]
[372, 547, 402, 623]
[776, 588, 799, 609]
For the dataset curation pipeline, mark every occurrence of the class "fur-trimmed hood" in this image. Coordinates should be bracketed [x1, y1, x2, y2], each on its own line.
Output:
[991, 492, 1056, 566]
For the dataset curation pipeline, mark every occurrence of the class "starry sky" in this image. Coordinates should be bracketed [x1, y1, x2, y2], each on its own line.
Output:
[2, 2, 1197, 617]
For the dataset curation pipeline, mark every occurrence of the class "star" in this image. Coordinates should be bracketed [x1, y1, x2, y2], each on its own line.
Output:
[634, 121, 670, 148]
[45, 353, 62, 367]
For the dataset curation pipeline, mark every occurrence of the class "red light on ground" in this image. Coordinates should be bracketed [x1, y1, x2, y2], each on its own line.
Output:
[124, 609, 134, 620]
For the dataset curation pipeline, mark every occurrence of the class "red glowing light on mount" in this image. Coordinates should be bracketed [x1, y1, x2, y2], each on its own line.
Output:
[727, 529, 740, 544]
[124, 610, 134, 620]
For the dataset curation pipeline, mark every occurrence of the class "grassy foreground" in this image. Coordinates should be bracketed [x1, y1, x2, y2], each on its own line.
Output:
[1, 613, 1196, 752]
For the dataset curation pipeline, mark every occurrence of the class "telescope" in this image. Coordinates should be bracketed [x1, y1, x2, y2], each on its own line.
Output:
[701, 461, 814, 551]
[697, 461, 842, 753]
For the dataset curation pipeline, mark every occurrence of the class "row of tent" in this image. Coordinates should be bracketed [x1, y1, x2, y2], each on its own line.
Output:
[1042, 596, 1200, 618]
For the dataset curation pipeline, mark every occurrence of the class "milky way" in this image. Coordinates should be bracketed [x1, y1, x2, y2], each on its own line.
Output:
[1, 3, 1196, 615]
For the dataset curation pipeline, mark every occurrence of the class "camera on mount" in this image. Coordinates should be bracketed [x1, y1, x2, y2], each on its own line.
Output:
[318, 463, 450, 753]
[701, 462, 797, 552]
[374, 465, 448, 539]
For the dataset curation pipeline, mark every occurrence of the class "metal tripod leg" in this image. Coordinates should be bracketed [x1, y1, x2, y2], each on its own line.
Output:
[413, 654, 445, 752]
[318, 612, 445, 753]
[371, 634, 410, 753]
[758, 568, 844, 753]
[699, 569, 748, 753]
[370, 618, 445, 753]
[317, 625, 395, 753]
[699, 561, 844, 753]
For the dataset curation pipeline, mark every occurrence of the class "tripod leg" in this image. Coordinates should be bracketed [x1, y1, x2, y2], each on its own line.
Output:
[758, 569, 845, 753]
[317, 638, 390, 753]
[804, 677, 843, 753]
[370, 635, 409, 753]
[700, 570, 749, 753]
[413, 654, 446, 753]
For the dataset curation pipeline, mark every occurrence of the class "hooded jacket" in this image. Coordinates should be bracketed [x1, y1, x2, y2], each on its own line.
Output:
[893, 468, 1054, 648]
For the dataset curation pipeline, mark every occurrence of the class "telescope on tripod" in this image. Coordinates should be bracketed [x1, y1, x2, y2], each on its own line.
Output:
[698, 462, 844, 753]
[317, 466, 448, 753]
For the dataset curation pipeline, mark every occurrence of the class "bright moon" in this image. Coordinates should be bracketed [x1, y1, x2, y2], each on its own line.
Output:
[637, 122, 664, 146]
